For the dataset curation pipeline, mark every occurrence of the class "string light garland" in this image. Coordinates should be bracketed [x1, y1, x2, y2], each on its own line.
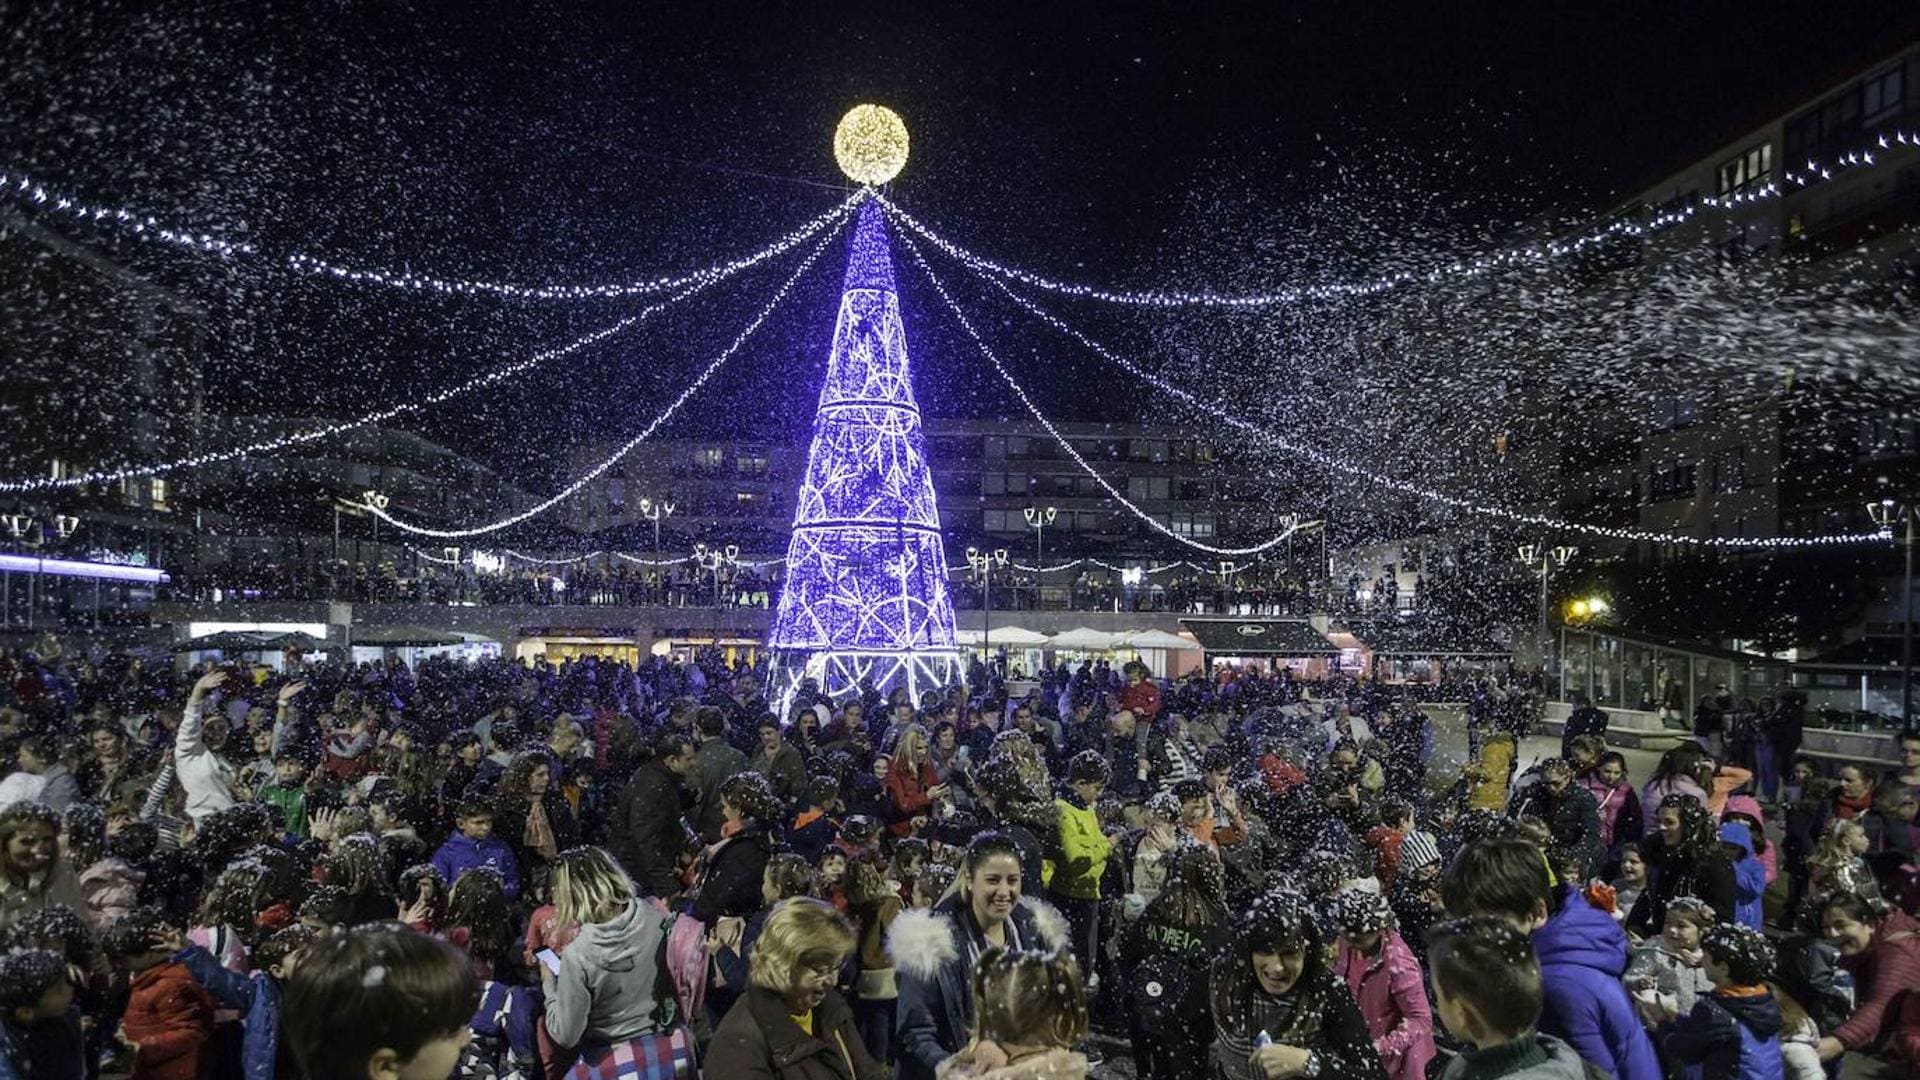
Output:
[0, 167, 863, 301]
[903, 235, 1320, 557]
[875, 128, 1918, 309]
[355, 227, 839, 538]
[0, 276, 723, 493]
[927, 226, 1891, 549]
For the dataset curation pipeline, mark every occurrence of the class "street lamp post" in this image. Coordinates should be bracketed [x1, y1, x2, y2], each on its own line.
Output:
[1870, 498, 1915, 726]
[638, 497, 675, 601]
[1023, 506, 1056, 609]
[1518, 543, 1576, 675]
[967, 546, 1009, 664]
[693, 543, 739, 654]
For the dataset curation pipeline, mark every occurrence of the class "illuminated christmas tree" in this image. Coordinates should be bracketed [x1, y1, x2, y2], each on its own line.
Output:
[766, 195, 962, 712]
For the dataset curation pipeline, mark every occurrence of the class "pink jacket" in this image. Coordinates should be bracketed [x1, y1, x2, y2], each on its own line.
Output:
[78, 857, 143, 933]
[1580, 775, 1636, 852]
[1336, 929, 1436, 1080]
[1721, 794, 1778, 885]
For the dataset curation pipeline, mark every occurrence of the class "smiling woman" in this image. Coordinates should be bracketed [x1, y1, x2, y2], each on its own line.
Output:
[886, 831, 1070, 1080]
[1210, 890, 1387, 1080]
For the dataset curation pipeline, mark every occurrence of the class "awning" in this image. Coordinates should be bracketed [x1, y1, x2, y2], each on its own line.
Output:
[1338, 619, 1511, 658]
[173, 631, 278, 654]
[954, 627, 1052, 647]
[1112, 629, 1199, 651]
[351, 626, 468, 648]
[1049, 627, 1119, 651]
[1179, 619, 1338, 656]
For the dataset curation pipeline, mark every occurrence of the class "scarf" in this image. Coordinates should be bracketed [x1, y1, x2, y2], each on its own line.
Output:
[1834, 789, 1875, 820]
[522, 799, 558, 861]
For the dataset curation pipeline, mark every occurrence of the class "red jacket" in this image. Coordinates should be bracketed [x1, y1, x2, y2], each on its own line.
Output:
[1835, 908, 1920, 1054]
[1118, 680, 1161, 722]
[884, 761, 940, 837]
[123, 961, 215, 1080]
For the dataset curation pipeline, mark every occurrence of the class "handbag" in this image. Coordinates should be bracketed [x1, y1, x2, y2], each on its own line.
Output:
[565, 1027, 695, 1080]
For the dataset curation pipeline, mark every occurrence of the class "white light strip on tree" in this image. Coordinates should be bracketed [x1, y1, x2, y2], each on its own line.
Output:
[0, 168, 864, 300]
[878, 129, 1916, 308]
[932, 227, 1890, 549]
[358, 229, 838, 538]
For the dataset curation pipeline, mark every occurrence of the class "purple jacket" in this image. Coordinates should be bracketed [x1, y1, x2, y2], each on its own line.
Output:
[431, 833, 521, 900]
[1336, 929, 1436, 1080]
[1532, 886, 1662, 1080]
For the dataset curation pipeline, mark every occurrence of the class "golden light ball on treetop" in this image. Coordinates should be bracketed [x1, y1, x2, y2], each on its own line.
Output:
[834, 105, 910, 185]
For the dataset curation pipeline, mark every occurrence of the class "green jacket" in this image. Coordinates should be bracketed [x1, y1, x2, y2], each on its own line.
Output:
[1051, 797, 1112, 901]
[257, 784, 307, 837]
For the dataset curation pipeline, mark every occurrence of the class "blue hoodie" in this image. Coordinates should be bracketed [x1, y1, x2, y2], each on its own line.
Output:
[430, 832, 521, 900]
[1718, 822, 1766, 932]
[177, 944, 281, 1080]
[1531, 885, 1662, 1080]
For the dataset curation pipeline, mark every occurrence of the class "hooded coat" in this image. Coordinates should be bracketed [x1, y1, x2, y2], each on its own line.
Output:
[1718, 822, 1766, 932]
[886, 895, 1070, 1080]
[1719, 794, 1777, 885]
[1335, 929, 1437, 1080]
[1531, 886, 1662, 1080]
[543, 897, 678, 1050]
[1658, 989, 1784, 1080]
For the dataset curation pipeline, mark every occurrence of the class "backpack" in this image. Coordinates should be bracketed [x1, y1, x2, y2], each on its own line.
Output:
[1130, 945, 1203, 1036]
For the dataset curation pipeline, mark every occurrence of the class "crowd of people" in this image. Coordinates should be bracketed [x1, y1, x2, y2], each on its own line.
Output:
[0, 640, 1913, 1080]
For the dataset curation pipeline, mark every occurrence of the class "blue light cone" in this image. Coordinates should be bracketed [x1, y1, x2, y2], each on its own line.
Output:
[766, 200, 963, 712]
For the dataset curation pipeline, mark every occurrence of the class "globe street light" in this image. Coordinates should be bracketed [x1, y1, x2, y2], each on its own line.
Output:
[638, 497, 675, 597]
[693, 542, 740, 655]
[1023, 505, 1056, 608]
[1518, 543, 1577, 677]
[1869, 498, 1913, 725]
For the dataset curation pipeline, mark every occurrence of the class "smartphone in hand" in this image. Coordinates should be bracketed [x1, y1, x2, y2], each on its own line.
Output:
[536, 948, 562, 976]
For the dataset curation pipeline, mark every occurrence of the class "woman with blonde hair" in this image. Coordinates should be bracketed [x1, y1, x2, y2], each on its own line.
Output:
[706, 897, 889, 1080]
[541, 846, 690, 1077]
[885, 724, 949, 838]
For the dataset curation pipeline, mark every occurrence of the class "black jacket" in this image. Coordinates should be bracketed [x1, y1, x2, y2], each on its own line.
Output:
[610, 760, 691, 900]
[1627, 839, 1737, 936]
[688, 827, 774, 926]
[1513, 781, 1605, 879]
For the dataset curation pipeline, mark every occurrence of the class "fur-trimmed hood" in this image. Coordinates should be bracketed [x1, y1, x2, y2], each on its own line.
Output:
[887, 895, 1070, 980]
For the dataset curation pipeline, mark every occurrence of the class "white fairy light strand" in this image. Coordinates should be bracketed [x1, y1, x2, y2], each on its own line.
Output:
[904, 236, 1316, 557]
[876, 129, 1919, 309]
[0, 277, 723, 493]
[358, 229, 838, 538]
[940, 232, 1890, 549]
[408, 546, 465, 566]
[0, 167, 864, 301]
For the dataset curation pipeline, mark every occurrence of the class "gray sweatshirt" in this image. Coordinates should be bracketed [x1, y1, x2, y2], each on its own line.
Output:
[545, 898, 676, 1048]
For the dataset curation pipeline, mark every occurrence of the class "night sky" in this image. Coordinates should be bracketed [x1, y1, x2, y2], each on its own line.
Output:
[3, 2, 1916, 481]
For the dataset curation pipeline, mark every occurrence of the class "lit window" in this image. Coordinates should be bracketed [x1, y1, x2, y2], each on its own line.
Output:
[150, 478, 168, 508]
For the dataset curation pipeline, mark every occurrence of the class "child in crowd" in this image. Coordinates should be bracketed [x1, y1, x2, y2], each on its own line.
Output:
[1334, 890, 1436, 1080]
[430, 797, 521, 902]
[0, 948, 83, 1080]
[105, 911, 216, 1080]
[1427, 915, 1595, 1080]
[818, 849, 851, 911]
[789, 775, 843, 862]
[1718, 820, 1766, 931]
[167, 921, 316, 1080]
[444, 867, 514, 980]
[1651, 923, 1784, 1080]
[280, 923, 481, 1080]
[1625, 897, 1716, 1024]
[1364, 799, 1414, 893]
[1610, 843, 1648, 926]
[254, 751, 310, 838]
[936, 947, 1090, 1079]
